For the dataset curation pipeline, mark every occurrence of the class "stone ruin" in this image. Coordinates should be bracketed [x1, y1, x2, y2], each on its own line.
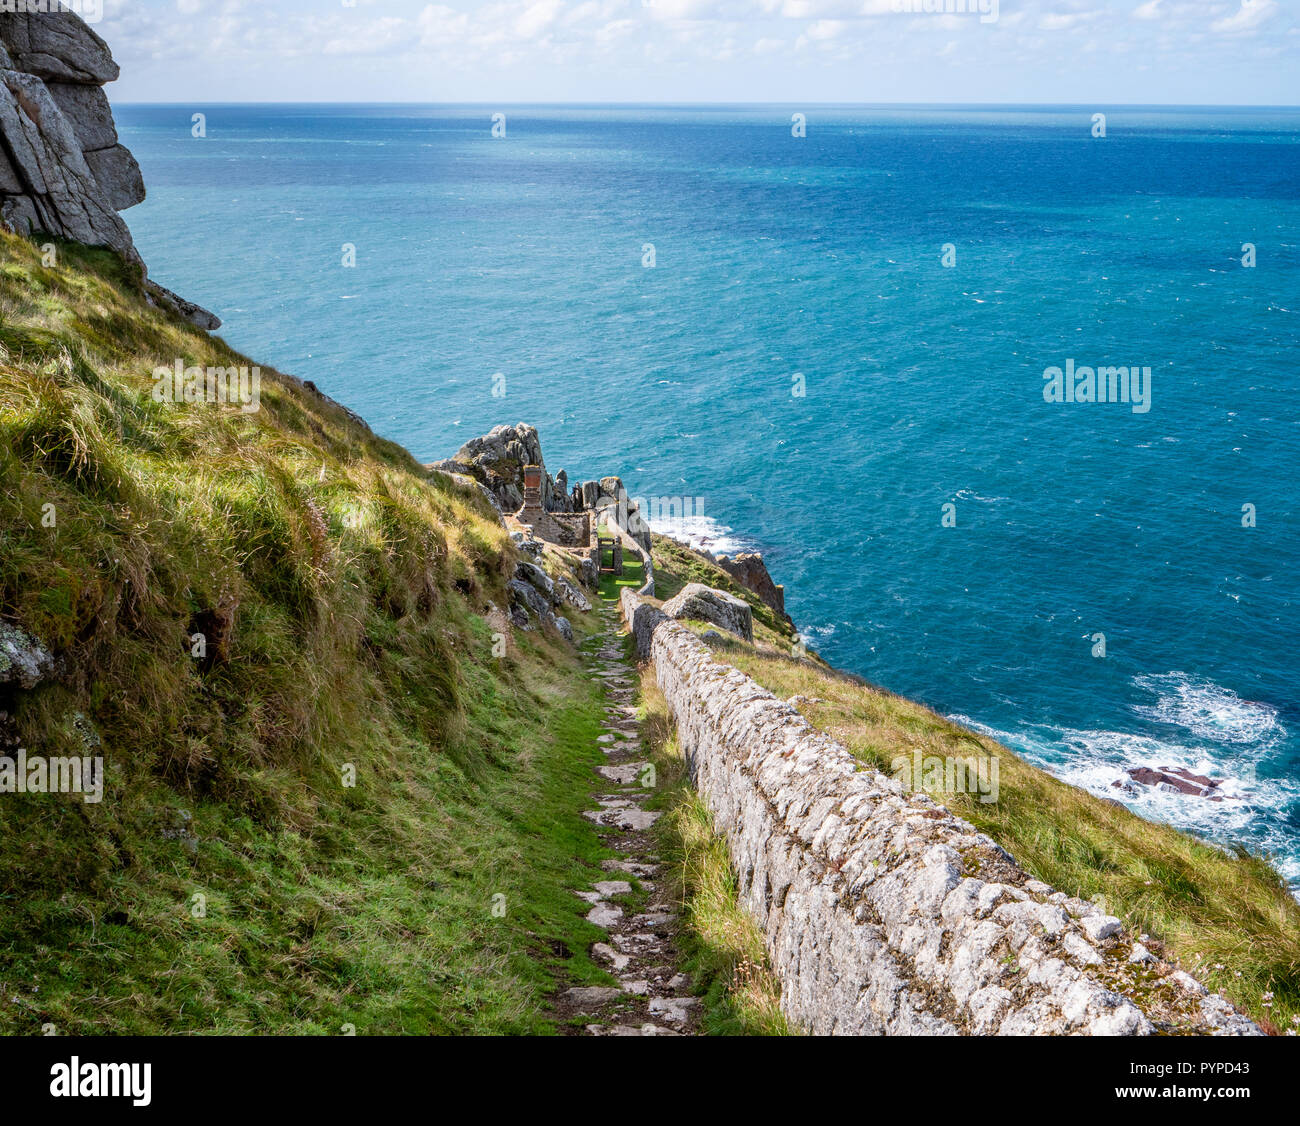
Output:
[429, 424, 654, 569]
[517, 464, 592, 550]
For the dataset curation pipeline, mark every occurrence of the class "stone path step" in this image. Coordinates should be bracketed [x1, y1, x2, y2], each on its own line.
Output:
[553, 607, 698, 1037]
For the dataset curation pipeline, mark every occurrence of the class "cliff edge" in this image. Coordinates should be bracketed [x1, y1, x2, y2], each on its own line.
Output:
[0, 4, 218, 327]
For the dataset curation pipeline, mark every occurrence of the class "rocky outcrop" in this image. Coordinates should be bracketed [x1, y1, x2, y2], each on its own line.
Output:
[0, 619, 55, 752]
[429, 423, 571, 515]
[661, 582, 753, 643]
[574, 474, 652, 555]
[431, 425, 653, 554]
[715, 551, 792, 629]
[621, 588, 1259, 1037]
[507, 558, 581, 641]
[144, 279, 221, 332]
[0, 8, 218, 327]
[554, 574, 592, 613]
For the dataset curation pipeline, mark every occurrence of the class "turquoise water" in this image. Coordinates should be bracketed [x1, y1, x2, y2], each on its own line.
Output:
[116, 104, 1300, 885]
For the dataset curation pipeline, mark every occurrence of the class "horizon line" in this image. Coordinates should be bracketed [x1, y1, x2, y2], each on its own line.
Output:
[113, 99, 1300, 109]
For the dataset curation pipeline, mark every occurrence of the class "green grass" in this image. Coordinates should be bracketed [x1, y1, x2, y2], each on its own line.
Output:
[0, 231, 615, 1033]
[597, 556, 643, 603]
[635, 668, 792, 1035]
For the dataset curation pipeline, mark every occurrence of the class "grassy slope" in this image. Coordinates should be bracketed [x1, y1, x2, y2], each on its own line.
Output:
[649, 535, 1300, 1034]
[0, 232, 616, 1034]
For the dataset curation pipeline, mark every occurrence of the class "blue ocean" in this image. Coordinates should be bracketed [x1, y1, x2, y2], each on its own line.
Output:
[115, 104, 1300, 887]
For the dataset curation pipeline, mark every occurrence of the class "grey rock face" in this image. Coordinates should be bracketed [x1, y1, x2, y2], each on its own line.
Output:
[661, 583, 753, 643]
[0, 10, 119, 83]
[554, 574, 592, 612]
[84, 142, 143, 210]
[508, 577, 551, 624]
[515, 560, 556, 605]
[0, 68, 134, 253]
[0, 620, 54, 690]
[0, 11, 220, 328]
[435, 423, 572, 515]
[45, 80, 114, 149]
[506, 575, 573, 643]
[620, 587, 1260, 1037]
[0, 141, 23, 191]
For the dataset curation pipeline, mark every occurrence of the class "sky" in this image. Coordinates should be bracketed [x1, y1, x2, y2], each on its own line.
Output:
[97, 0, 1300, 105]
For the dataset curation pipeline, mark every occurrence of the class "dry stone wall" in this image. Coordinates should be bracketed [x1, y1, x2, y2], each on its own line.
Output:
[621, 588, 1259, 1037]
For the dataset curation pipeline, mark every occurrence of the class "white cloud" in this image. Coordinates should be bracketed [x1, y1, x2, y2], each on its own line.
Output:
[806, 18, 845, 38]
[593, 18, 638, 42]
[417, 4, 473, 45]
[98, 0, 1300, 103]
[516, 0, 565, 38]
[322, 16, 407, 55]
[1039, 7, 1104, 32]
[1211, 0, 1278, 35]
[644, 0, 727, 19]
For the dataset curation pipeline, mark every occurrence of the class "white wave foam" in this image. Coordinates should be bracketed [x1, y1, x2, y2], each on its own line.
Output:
[953, 488, 1009, 503]
[1131, 672, 1285, 747]
[948, 711, 1300, 889]
[646, 513, 753, 558]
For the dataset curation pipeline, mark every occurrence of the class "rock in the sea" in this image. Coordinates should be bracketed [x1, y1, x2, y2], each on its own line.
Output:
[661, 583, 753, 642]
[1116, 765, 1232, 801]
